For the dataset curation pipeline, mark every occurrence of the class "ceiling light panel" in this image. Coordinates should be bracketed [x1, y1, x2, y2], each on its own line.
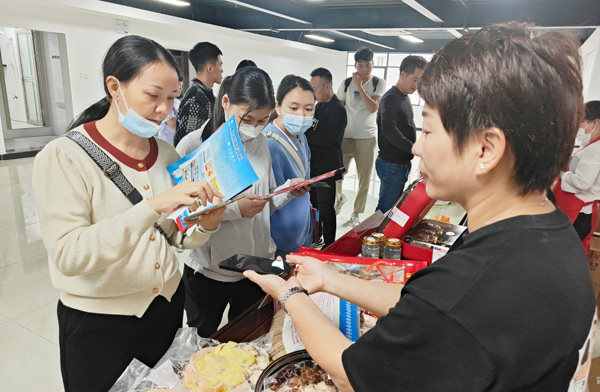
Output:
[402, 0, 443, 23]
[222, 0, 312, 24]
[305, 34, 334, 43]
[399, 35, 424, 43]
[155, 0, 190, 6]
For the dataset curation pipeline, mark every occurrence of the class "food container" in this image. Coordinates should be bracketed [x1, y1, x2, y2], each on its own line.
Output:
[383, 238, 402, 260]
[255, 350, 337, 392]
[361, 236, 380, 259]
[371, 232, 387, 257]
[402, 219, 467, 264]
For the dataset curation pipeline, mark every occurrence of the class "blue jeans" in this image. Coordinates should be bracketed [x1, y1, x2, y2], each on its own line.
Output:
[375, 156, 410, 213]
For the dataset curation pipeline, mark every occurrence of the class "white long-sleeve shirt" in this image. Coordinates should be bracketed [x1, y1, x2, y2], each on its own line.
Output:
[177, 131, 293, 282]
[561, 140, 600, 214]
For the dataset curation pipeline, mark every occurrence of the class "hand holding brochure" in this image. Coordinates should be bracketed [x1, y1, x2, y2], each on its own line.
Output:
[263, 168, 343, 200]
[165, 116, 258, 233]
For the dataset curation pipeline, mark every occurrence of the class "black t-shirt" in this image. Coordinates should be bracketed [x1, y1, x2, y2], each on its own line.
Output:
[376, 86, 415, 165]
[305, 94, 347, 178]
[342, 208, 595, 391]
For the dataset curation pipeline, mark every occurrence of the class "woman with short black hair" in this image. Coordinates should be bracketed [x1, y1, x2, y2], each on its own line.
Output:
[245, 23, 596, 392]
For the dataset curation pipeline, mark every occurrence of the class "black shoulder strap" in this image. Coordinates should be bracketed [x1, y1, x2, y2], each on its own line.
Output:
[344, 76, 379, 92]
[344, 77, 352, 93]
[65, 131, 143, 204]
[372, 75, 379, 90]
[64, 131, 173, 245]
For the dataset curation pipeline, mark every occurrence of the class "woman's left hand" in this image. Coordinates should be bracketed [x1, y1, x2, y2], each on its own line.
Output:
[290, 178, 311, 197]
[194, 199, 226, 231]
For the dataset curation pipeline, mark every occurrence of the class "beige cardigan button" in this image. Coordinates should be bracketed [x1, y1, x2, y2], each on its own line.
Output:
[143, 184, 150, 190]
[155, 263, 160, 269]
[138, 162, 145, 169]
[152, 287, 159, 294]
[150, 235, 155, 241]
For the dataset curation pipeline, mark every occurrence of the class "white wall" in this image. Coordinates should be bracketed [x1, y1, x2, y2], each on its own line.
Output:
[0, 0, 347, 128]
[581, 28, 600, 102]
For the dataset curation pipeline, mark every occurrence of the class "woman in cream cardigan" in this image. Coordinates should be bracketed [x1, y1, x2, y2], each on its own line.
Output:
[33, 35, 225, 392]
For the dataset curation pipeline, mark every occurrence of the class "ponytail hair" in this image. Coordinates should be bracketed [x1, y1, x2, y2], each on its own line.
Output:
[69, 35, 180, 131]
[202, 75, 233, 141]
[201, 66, 275, 141]
[69, 98, 111, 130]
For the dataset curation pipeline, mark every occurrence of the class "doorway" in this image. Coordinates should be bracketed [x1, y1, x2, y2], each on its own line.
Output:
[0, 26, 73, 153]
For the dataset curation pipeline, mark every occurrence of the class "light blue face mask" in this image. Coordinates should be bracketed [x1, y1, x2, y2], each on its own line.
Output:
[114, 80, 165, 138]
[282, 112, 314, 136]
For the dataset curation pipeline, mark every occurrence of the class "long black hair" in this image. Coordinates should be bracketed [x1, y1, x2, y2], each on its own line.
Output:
[201, 66, 275, 141]
[69, 35, 180, 131]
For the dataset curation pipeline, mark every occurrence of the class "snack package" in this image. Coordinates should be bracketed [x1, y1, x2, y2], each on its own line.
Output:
[109, 328, 272, 392]
[292, 247, 428, 284]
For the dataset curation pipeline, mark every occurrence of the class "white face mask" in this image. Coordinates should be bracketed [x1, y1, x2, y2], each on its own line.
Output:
[225, 108, 265, 141]
[575, 122, 592, 146]
[575, 127, 591, 146]
[239, 123, 265, 140]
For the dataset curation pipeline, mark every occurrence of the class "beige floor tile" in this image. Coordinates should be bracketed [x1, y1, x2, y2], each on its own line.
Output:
[15, 302, 59, 346]
[0, 255, 59, 319]
[0, 199, 39, 230]
[8, 222, 43, 241]
[0, 321, 63, 392]
[0, 226, 48, 267]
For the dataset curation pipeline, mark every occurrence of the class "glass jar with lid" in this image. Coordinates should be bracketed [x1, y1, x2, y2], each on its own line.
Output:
[383, 238, 402, 260]
[371, 232, 387, 257]
[361, 236, 380, 259]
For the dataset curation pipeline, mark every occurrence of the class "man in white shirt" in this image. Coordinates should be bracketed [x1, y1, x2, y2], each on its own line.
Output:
[336, 47, 387, 225]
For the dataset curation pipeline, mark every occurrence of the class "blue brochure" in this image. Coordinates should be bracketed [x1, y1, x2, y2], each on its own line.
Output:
[166, 116, 258, 232]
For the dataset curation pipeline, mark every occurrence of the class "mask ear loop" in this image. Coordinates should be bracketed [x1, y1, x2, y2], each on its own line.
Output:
[115, 80, 131, 113]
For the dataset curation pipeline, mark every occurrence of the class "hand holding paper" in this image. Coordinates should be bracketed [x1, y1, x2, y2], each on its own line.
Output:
[238, 194, 268, 218]
[148, 180, 223, 215]
[263, 168, 343, 200]
[290, 178, 311, 197]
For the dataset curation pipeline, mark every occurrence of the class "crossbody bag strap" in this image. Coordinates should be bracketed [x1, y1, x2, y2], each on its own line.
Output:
[264, 130, 306, 177]
[64, 130, 172, 245]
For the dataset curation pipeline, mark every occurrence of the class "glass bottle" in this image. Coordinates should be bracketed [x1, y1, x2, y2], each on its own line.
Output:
[361, 236, 380, 259]
[371, 232, 387, 257]
[383, 238, 402, 260]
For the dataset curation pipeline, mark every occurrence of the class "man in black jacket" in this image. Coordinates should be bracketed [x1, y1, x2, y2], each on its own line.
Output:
[307, 68, 347, 248]
[375, 55, 426, 213]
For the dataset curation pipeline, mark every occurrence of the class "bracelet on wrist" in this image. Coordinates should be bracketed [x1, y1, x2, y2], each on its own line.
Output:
[281, 286, 308, 313]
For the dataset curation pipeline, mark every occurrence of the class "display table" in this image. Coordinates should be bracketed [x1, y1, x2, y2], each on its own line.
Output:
[210, 297, 275, 343]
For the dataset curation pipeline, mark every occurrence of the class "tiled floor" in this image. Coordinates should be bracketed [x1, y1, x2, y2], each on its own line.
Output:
[0, 157, 63, 392]
[2, 155, 598, 391]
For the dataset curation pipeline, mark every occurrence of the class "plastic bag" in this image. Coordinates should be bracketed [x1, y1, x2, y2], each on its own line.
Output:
[182, 332, 272, 392]
[109, 328, 272, 392]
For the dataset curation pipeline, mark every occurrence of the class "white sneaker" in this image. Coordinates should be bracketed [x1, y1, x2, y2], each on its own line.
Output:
[350, 212, 360, 227]
[334, 194, 347, 215]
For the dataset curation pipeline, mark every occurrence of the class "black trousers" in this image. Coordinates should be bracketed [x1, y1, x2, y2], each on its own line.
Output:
[573, 212, 592, 240]
[57, 281, 185, 392]
[182, 265, 266, 337]
[310, 177, 337, 248]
